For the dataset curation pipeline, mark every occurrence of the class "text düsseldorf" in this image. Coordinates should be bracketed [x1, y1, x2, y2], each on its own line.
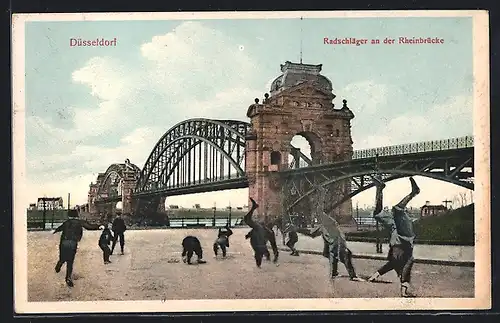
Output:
[70, 37, 118, 47]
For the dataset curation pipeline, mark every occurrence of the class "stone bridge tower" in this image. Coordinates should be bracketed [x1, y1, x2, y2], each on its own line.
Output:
[120, 159, 139, 215]
[88, 173, 105, 216]
[245, 61, 355, 223]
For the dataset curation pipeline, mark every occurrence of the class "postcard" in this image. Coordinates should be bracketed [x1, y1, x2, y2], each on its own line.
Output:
[12, 10, 490, 314]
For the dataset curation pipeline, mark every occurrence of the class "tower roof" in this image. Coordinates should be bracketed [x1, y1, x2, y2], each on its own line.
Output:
[269, 61, 333, 95]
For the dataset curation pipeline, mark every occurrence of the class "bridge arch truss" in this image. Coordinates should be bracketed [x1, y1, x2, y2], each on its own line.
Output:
[281, 146, 474, 216]
[134, 118, 312, 197]
[134, 119, 250, 195]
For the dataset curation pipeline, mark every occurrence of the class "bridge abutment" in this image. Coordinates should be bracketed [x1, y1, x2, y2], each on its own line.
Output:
[121, 169, 137, 215]
[88, 182, 99, 216]
[158, 197, 166, 212]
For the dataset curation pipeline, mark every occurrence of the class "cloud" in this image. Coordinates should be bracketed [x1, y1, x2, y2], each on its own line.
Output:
[71, 56, 129, 101]
[350, 88, 472, 150]
[338, 81, 389, 115]
[25, 21, 266, 206]
[353, 134, 393, 150]
[140, 21, 257, 98]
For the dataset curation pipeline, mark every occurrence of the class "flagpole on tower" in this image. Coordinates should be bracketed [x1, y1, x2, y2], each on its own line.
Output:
[300, 16, 303, 64]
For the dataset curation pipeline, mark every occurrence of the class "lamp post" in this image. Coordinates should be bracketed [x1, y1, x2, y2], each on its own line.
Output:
[376, 220, 383, 254]
[356, 201, 359, 231]
[212, 202, 216, 227]
[42, 198, 47, 230]
[51, 207, 55, 229]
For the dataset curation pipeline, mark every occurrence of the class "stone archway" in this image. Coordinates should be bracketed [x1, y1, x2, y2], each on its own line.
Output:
[245, 61, 355, 222]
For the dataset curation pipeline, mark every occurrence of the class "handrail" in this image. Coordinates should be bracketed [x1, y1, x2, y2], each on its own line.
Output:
[352, 135, 473, 159]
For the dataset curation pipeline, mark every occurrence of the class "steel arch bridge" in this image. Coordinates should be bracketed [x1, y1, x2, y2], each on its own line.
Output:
[92, 119, 312, 215]
[91, 117, 474, 220]
[133, 118, 311, 198]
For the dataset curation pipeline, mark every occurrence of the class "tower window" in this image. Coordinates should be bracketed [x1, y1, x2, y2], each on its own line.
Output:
[270, 151, 281, 165]
[336, 129, 340, 137]
[326, 124, 334, 137]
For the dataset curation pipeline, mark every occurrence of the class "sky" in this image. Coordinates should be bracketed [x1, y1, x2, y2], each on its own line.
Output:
[23, 15, 475, 210]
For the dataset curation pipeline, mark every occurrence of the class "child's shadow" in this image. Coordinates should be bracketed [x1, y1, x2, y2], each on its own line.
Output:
[357, 275, 393, 284]
[367, 280, 392, 284]
[214, 254, 236, 261]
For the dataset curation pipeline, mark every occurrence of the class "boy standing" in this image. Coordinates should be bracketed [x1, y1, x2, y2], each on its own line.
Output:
[99, 224, 114, 264]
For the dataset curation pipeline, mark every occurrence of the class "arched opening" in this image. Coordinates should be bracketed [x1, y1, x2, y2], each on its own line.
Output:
[117, 179, 123, 196]
[288, 134, 313, 168]
[270, 151, 281, 165]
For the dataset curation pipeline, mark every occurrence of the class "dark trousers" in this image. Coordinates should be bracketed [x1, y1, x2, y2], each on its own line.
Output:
[182, 246, 203, 264]
[254, 245, 270, 267]
[55, 240, 78, 281]
[323, 239, 357, 279]
[213, 237, 229, 257]
[99, 243, 111, 262]
[286, 232, 298, 252]
[111, 232, 125, 254]
[377, 244, 414, 283]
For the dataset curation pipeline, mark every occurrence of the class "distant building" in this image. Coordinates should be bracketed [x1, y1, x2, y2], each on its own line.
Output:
[37, 197, 64, 210]
[28, 203, 36, 210]
[420, 201, 448, 218]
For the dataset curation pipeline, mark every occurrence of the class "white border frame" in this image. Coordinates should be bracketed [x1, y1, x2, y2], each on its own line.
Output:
[12, 10, 491, 313]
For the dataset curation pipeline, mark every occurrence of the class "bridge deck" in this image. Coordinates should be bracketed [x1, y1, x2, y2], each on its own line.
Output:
[28, 229, 473, 301]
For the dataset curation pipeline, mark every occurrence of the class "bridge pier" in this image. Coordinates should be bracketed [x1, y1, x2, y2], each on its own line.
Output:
[158, 196, 166, 212]
[107, 203, 117, 216]
[88, 182, 99, 216]
[121, 166, 138, 214]
[246, 170, 282, 223]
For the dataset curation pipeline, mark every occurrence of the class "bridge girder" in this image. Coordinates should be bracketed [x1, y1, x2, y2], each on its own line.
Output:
[134, 118, 312, 194]
[135, 119, 249, 194]
[281, 147, 474, 215]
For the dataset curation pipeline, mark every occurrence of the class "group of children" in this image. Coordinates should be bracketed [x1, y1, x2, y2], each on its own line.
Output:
[97, 213, 127, 264]
[265, 176, 419, 297]
[53, 176, 419, 297]
[180, 225, 234, 265]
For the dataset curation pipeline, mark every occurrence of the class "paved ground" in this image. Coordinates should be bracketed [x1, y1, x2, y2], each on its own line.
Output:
[27, 228, 474, 302]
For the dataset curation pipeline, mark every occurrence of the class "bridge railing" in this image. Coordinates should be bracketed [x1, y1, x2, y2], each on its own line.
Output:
[352, 136, 473, 159]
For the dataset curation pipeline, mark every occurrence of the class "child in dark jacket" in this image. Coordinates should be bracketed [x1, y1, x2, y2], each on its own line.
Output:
[98, 225, 114, 264]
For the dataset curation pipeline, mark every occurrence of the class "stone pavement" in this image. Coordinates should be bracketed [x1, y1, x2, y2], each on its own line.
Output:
[277, 232, 475, 267]
[27, 228, 474, 302]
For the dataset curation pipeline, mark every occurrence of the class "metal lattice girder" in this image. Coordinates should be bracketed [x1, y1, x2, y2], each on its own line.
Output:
[135, 119, 249, 194]
[281, 147, 474, 214]
[134, 118, 311, 195]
